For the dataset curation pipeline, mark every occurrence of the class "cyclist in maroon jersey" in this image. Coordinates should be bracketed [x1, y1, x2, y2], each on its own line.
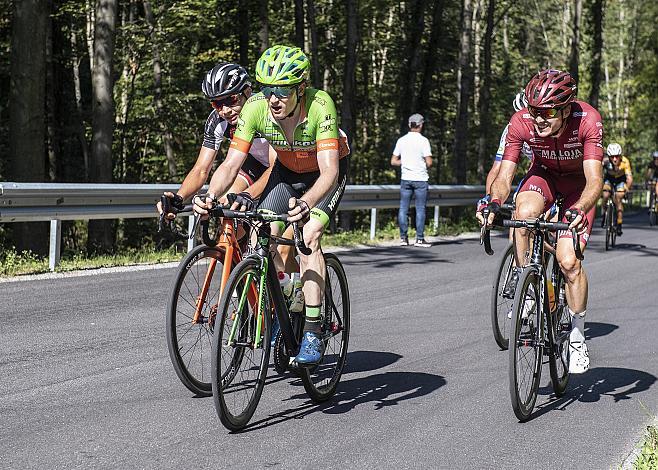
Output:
[477, 69, 604, 374]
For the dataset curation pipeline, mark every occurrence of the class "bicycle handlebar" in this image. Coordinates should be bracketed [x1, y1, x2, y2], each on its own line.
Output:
[199, 204, 312, 255]
[480, 209, 583, 260]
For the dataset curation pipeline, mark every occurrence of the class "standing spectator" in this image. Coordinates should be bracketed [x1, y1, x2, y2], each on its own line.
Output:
[391, 113, 433, 247]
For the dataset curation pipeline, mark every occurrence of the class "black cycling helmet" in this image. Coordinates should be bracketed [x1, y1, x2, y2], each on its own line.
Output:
[201, 62, 251, 100]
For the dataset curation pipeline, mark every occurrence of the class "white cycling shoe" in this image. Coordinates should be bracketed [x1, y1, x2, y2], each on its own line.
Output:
[569, 341, 590, 374]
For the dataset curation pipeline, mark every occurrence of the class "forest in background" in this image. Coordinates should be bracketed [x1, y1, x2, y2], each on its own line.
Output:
[1, 0, 657, 256]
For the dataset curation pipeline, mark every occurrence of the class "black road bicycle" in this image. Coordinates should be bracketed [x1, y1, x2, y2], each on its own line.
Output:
[602, 196, 617, 250]
[481, 201, 583, 421]
[204, 205, 350, 431]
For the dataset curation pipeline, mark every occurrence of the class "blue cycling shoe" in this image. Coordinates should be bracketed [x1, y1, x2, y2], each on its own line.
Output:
[270, 316, 280, 347]
[294, 331, 324, 366]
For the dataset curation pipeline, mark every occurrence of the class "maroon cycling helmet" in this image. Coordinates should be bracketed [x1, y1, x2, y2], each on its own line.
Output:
[524, 69, 577, 108]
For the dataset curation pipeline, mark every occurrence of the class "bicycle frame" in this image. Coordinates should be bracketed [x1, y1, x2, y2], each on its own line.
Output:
[227, 221, 300, 354]
[192, 218, 245, 325]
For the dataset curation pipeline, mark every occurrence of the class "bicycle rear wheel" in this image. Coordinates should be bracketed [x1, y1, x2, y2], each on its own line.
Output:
[491, 243, 514, 350]
[547, 259, 570, 396]
[300, 253, 350, 403]
[166, 245, 230, 396]
[650, 193, 657, 226]
[509, 267, 543, 422]
[212, 257, 271, 431]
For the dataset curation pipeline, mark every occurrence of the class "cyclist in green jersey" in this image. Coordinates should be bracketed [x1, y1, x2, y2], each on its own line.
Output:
[195, 45, 350, 366]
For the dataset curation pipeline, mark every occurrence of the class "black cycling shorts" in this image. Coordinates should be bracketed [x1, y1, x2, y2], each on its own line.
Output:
[257, 157, 349, 228]
[238, 153, 268, 186]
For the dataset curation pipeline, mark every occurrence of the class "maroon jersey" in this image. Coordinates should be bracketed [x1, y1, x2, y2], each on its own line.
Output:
[502, 101, 604, 175]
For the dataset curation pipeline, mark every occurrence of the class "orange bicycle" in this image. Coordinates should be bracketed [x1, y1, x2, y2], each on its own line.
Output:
[162, 196, 254, 396]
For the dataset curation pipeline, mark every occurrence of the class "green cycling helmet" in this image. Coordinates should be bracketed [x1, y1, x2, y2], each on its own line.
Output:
[255, 45, 310, 86]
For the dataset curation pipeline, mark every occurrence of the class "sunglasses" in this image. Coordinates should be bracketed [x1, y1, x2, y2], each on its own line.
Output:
[211, 94, 242, 110]
[261, 85, 297, 99]
[528, 106, 563, 119]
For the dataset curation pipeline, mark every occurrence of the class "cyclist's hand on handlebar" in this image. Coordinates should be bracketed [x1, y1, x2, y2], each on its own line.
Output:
[157, 192, 184, 220]
[565, 207, 589, 232]
[476, 198, 501, 228]
[230, 192, 256, 211]
[193, 193, 216, 218]
[287, 197, 311, 223]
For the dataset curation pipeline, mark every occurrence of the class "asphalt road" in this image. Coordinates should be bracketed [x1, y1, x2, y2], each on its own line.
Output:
[1, 212, 657, 469]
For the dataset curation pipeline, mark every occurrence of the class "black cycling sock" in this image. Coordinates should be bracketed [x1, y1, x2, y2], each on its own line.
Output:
[303, 305, 322, 334]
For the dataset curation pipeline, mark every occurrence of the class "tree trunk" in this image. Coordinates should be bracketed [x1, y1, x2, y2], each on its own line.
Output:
[568, 0, 582, 83]
[417, 0, 445, 118]
[306, 0, 321, 87]
[294, 0, 304, 48]
[587, 0, 603, 109]
[453, 0, 473, 184]
[144, 0, 176, 180]
[398, 0, 427, 134]
[88, 0, 118, 255]
[477, 0, 495, 179]
[8, 0, 49, 255]
[258, 0, 269, 52]
[237, 0, 249, 65]
[70, 23, 90, 180]
[339, 0, 358, 230]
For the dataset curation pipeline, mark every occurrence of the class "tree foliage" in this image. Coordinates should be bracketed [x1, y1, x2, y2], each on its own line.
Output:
[1, 0, 657, 252]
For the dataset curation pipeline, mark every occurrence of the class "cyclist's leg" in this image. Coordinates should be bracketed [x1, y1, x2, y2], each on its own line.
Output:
[614, 182, 625, 227]
[513, 167, 555, 267]
[296, 157, 348, 365]
[256, 163, 297, 273]
[555, 183, 594, 373]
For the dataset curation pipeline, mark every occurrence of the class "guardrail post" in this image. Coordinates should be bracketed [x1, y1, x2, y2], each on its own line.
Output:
[433, 205, 440, 233]
[187, 215, 196, 252]
[49, 219, 61, 271]
[370, 208, 377, 240]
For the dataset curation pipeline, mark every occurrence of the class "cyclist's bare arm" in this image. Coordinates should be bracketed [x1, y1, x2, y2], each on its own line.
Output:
[477, 160, 516, 226]
[157, 146, 217, 216]
[298, 149, 339, 208]
[485, 160, 502, 194]
[201, 148, 247, 206]
[573, 160, 604, 214]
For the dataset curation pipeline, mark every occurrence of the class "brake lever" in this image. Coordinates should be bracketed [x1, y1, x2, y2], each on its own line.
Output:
[292, 222, 312, 256]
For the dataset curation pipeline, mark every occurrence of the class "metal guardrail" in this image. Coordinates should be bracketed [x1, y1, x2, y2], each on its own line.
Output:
[0, 182, 484, 270]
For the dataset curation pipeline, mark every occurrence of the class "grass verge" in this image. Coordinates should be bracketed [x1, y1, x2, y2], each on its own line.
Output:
[633, 425, 658, 469]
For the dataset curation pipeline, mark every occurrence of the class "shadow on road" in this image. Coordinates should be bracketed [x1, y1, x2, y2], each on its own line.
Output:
[585, 322, 619, 340]
[238, 354, 445, 432]
[532, 366, 657, 420]
[340, 246, 452, 269]
[343, 350, 403, 374]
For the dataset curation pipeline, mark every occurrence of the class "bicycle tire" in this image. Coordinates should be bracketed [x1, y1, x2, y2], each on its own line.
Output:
[491, 243, 514, 350]
[650, 193, 656, 226]
[604, 206, 613, 251]
[547, 260, 570, 396]
[300, 253, 350, 403]
[166, 245, 230, 396]
[509, 267, 543, 422]
[211, 257, 271, 431]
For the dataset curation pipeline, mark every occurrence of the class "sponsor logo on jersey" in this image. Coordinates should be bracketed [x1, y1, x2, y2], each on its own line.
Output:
[572, 129, 579, 135]
[328, 174, 347, 211]
[568, 136, 579, 142]
[528, 184, 545, 197]
[540, 148, 583, 160]
[596, 122, 603, 127]
[530, 138, 542, 143]
[318, 140, 336, 151]
[572, 111, 587, 117]
[319, 117, 336, 131]
[564, 142, 582, 149]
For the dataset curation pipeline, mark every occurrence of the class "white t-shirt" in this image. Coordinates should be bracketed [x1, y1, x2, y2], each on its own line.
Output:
[392, 132, 432, 182]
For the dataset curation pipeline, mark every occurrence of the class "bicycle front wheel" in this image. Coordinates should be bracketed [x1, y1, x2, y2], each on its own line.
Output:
[300, 253, 350, 403]
[509, 267, 544, 422]
[605, 207, 613, 251]
[166, 245, 231, 396]
[211, 257, 271, 431]
[491, 243, 514, 350]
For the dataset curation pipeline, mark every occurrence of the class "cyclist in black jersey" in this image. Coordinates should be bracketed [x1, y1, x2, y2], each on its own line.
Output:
[157, 62, 277, 218]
